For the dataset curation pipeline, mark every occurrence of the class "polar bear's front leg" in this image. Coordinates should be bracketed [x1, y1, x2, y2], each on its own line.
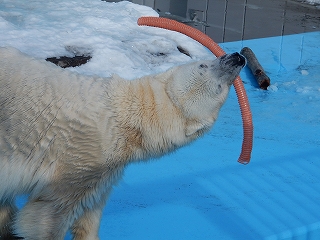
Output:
[13, 181, 111, 240]
[70, 188, 111, 240]
[71, 201, 106, 240]
[14, 198, 72, 240]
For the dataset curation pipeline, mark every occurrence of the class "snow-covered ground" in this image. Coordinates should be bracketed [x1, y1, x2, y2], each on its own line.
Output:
[0, 0, 213, 79]
[1, 1, 320, 240]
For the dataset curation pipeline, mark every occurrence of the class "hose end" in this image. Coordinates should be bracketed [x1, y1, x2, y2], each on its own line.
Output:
[238, 151, 251, 164]
[238, 159, 250, 165]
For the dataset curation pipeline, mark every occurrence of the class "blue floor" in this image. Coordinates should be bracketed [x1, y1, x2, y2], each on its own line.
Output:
[99, 32, 320, 240]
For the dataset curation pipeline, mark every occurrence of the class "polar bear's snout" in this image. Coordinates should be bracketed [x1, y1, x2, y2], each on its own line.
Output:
[202, 53, 245, 87]
[220, 52, 246, 67]
[229, 52, 246, 67]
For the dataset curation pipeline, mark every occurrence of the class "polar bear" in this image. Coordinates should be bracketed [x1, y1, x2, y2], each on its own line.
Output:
[0, 47, 245, 240]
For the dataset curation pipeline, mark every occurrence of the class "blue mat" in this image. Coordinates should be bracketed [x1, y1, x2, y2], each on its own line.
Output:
[100, 32, 320, 240]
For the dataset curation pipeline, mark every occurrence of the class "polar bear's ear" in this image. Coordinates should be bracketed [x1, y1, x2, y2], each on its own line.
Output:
[185, 120, 205, 137]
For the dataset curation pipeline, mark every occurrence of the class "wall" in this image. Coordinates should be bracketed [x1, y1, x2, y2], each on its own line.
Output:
[103, 0, 320, 43]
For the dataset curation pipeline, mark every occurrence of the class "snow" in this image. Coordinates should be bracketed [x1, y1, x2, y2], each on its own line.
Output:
[0, 0, 213, 79]
[1, 1, 320, 240]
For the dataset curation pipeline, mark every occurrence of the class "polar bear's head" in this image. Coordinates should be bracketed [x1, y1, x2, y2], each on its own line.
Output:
[166, 52, 245, 137]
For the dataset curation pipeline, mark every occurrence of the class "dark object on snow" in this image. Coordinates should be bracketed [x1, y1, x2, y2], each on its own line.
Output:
[46, 55, 92, 68]
[240, 47, 270, 90]
[177, 46, 191, 57]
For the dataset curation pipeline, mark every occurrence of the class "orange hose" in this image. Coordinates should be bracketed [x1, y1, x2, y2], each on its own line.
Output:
[138, 16, 253, 164]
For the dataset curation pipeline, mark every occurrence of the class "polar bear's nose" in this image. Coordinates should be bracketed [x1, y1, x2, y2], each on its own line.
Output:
[219, 52, 246, 68]
[230, 52, 246, 67]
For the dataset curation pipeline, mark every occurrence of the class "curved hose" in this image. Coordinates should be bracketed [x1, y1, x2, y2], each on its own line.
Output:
[138, 17, 253, 164]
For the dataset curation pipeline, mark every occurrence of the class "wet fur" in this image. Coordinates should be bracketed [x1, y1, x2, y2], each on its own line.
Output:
[0, 47, 243, 239]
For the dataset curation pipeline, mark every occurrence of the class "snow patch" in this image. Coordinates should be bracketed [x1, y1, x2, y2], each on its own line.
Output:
[0, 0, 213, 79]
